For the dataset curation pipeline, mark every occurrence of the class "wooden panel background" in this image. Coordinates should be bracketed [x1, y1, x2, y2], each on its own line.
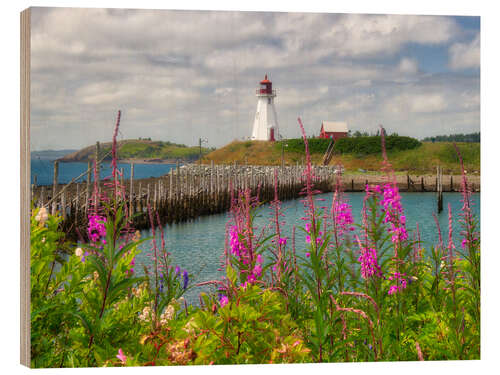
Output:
[20, 7, 31, 368]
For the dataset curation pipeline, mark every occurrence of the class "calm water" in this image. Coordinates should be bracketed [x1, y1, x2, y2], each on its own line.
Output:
[31, 158, 178, 186]
[137, 192, 480, 304]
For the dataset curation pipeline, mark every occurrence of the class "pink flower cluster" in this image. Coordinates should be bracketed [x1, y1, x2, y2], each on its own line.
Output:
[358, 247, 380, 279]
[247, 254, 263, 284]
[387, 272, 408, 295]
[229, 225, 244, 258]
[366, 184, 408, 244]
[88, 214, 107, 243]
[334, 200, 355, 238]
[229, 225, 263, 285]
[380, 184, 408, 244]
[305, 223, 323, 246]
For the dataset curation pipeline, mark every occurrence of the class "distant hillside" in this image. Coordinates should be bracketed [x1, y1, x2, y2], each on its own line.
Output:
[59, 139, 212, 163]
[202, 139, 479, 174]
[31, 149, 77, 160]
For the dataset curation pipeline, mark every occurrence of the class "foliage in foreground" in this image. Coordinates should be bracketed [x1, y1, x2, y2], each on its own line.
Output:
[30, 113, 480, 367]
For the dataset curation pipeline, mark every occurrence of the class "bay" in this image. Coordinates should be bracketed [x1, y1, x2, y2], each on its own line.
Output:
[136, 191, 480, 304]
[31, 158, 178, 186]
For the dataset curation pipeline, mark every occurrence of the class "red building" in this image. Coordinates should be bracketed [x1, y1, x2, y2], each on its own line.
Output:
[319, 121, 348, 141]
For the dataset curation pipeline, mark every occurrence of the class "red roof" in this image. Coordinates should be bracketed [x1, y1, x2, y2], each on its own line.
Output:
[260, 74, 271, 84]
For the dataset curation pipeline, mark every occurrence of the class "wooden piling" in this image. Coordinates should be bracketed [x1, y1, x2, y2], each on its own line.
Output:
[85, 160, 91, 214]
[40, 186, 45, 207]
[437, 166, 443, 213]
[75, 183, 80, 224]
[129, 163, 134, 215]
[61, 190, 66, 220]
[51, 160, 59, 215]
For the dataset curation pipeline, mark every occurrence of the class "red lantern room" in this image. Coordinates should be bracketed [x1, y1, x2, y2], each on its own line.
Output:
[258, 74, 273, 95]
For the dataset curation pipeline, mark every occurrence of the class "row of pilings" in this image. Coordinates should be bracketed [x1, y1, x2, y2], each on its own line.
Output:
[31, 163, 339, 240]
[31, 163, 480, 241]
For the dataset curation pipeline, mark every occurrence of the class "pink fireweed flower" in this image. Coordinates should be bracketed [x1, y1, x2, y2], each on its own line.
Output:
[366, 184, 382, 195]
[116, 348, 127, 364]
[358, 247, 380, 279]
[368, 183, 408, 246]
[229, 225, 242, 257]
[380, 184, 408, 243]
[87, 214, 107, 242]
[252, 254, 263, 278]
[387, 272, 408, 295]
[279, 237, 287, 246]
[306, 252, 310, 258]
[332, 196, 356, 240]
[306, 235, 311, 244]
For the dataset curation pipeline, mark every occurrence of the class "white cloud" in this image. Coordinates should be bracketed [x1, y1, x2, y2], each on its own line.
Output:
[449, 34, 480, 70]
[385, 93, 447, 114]
[332, 94, 375, 113]
[409, 94, 447, 113]
[353, 79, 372, 87]
[28, 8, 479, 150]
[398, 58, 418, 74]
[321, 14, 458, 58]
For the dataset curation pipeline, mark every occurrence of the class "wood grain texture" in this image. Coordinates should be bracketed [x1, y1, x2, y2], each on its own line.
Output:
[20, 7, 31, 368]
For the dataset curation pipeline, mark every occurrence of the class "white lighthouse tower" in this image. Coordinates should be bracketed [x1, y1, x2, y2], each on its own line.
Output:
[251, 74, 280, 141]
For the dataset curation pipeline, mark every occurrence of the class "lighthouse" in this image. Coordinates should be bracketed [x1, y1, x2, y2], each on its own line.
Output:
[251, 74, 280, 141]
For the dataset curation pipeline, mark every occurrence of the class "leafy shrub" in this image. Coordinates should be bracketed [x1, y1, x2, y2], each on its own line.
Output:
[276, 138, 332, 154]
[333, 135, 421, 155]
[187, 286, 309, 364]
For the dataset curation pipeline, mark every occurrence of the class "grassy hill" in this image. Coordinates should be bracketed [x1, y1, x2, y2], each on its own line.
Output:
[59, 139, 212, 163]
[202, 139, 480, 174]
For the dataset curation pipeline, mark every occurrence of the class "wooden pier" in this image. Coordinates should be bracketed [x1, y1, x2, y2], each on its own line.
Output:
[30, 162, 480, 240]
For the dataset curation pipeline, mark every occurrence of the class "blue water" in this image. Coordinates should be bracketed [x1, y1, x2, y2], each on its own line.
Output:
[31, 158, 178, 185]
[137, 192, 480, 304]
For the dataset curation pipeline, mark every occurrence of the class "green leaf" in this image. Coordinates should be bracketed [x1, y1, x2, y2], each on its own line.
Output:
[108, 276, 142, 304]
[113, 238, 147, 263]
[86, 255, 108, 290]
[227, 264, 237, 285]
[67, 311, 93, 336]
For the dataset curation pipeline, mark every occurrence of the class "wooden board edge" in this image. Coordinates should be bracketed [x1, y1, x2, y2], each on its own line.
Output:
[20, 7, 31, 368]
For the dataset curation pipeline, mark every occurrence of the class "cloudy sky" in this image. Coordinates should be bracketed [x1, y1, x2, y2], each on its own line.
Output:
[30, 7, 480, 151]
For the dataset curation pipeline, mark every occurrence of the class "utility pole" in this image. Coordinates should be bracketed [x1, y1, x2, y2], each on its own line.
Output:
[199, 137, 208, 165]
[281, 141, 288, 169]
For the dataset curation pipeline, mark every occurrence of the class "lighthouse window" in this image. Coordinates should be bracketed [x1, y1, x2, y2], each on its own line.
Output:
[268, 98, 271, 104]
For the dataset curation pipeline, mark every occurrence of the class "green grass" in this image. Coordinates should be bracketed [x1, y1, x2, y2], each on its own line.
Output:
[116, 140, 211, 161]
[203, 140, 480, 174]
